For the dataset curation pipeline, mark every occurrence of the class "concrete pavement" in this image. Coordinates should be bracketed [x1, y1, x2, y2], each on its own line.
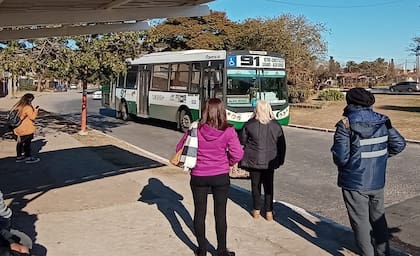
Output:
[0, 94, 411, 256]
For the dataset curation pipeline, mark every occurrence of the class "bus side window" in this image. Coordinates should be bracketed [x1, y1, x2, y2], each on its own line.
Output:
[117, 73, 126, 88]
[126, 70, 138, 89]
[151, 64, 170, 91]
[190, 63, 201, 93]
[169, 63, 189, 92]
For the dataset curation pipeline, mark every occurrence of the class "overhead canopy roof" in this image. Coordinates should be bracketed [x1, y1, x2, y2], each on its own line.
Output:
[0, 0, 212, 40]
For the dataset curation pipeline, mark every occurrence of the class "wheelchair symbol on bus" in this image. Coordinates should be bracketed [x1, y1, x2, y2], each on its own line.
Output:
[227, 56, 236, 67]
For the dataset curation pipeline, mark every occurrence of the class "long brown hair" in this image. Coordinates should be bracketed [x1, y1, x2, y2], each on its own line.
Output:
[12, 93, 35, 112]
[200, 98, 229, 130]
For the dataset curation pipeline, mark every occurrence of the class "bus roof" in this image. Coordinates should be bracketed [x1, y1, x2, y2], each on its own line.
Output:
[129, 49, 227, 65]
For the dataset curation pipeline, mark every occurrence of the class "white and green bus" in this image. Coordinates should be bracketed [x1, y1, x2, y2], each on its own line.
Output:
[103, 49, 289, 130]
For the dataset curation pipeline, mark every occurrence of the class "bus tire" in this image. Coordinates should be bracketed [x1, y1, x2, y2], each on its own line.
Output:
[178, 109, 192, 132]
[120, 103, 129, 121]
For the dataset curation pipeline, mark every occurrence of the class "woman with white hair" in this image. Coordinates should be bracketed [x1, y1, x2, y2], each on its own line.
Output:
[239, 100, 286, 221]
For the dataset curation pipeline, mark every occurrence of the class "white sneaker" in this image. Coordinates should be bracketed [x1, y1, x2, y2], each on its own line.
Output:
[25, 157, 40, 164]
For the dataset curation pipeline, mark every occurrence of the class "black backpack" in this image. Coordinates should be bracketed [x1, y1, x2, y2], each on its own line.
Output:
[6, 109, 22, 129]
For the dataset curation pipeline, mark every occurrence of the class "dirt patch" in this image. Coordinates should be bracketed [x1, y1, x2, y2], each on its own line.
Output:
[290, 94, 420, 141]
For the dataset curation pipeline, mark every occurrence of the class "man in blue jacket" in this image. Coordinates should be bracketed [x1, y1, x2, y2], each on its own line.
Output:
[331, 88, 406, 256]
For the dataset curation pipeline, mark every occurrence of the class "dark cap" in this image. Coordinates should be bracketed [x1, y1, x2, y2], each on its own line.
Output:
[346, 87, 375, 107]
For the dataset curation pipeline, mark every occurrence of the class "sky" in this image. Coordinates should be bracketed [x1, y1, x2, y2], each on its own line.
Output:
[208, 0, 420, 69]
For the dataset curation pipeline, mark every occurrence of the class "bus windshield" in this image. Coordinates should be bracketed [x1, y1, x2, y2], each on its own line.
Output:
[226, 69, 287, 107]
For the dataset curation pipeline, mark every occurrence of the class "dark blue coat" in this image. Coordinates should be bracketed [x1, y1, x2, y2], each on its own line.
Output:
[331, 105, 406, 191]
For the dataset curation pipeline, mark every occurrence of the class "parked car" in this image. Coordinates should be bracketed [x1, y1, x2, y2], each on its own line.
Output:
[92, 90, 102, 100]
[389, 81, 420, 92]
[69, 84, 78, 90]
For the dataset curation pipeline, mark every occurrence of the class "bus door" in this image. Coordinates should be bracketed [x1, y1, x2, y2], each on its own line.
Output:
[138, 68, 150, 117]
[201, 67, 223, 107]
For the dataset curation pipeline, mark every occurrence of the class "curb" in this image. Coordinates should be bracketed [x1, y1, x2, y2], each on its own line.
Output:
[288, 123, 420, 145]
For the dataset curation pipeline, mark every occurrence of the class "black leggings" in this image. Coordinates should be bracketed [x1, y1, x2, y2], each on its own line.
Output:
[16, 134, 34, 157]
[190, 173, 230, 254]
[250, 169, 274, 211]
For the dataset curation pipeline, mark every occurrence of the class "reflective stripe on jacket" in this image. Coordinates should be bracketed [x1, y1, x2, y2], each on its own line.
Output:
[331, 106, 406, 191]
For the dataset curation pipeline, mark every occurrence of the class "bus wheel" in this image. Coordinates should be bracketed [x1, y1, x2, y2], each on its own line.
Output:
[178, 110, 192, 132]
[120, 103, 129, 121]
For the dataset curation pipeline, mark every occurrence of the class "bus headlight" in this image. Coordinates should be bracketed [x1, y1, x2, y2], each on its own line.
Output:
[230, 114, 241, 121]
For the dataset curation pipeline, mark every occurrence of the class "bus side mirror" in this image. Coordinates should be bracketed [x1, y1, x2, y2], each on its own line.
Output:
[228, 79, 233, 89]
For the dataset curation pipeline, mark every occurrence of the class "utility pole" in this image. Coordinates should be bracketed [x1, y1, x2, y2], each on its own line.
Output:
[416, 45, 420, 82]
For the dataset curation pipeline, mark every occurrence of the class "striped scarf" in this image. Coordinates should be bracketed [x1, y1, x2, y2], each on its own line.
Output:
[0, 191, 12, 220]
[180, 121, 198, 172]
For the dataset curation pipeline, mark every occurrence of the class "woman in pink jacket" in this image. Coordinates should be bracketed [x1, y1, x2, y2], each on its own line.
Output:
[176, 98, 243, 256]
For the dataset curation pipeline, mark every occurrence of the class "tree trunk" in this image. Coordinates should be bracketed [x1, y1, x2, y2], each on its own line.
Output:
[11, 75, 17, 98]
[6, 76, 12, 98]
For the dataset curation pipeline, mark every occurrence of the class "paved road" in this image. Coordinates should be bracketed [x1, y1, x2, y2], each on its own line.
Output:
[35, 91, 420, 253]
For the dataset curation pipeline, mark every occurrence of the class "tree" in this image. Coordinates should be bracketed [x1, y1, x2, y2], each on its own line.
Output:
[409, 36, 420, 80]
[0, 41, 32, 97]
[143, 11, 239, 51]
[328, 56, 341, 79]
[70, 32, 142, 84]
[233, 14, 327, 87]
[26, 38, 72, 91]
[344, 61, 359, 73]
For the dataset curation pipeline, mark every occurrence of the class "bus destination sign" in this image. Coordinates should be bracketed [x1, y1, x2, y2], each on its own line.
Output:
[227, 55, 285, 69]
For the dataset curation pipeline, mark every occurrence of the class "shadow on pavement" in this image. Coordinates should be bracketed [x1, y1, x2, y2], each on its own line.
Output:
[378, 105, 420, 113]
[138, 178, 197, 252]
[228, 186, 359, 256]
[1, 142, 164, 256]
[138, 178, 217, 256]
[0, 145, 164, 198]
[99, 108, 179, 132]
[8, 192, 48, 256]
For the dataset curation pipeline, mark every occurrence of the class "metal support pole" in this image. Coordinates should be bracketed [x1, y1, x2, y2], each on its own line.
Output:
[79, 80, 88, 135]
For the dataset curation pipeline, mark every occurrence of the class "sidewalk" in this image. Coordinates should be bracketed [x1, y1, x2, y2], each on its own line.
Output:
[0, 104, 407, 255]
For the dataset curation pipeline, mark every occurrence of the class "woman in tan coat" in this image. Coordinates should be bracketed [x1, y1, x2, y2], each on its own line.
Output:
[12, 93, 40, 163]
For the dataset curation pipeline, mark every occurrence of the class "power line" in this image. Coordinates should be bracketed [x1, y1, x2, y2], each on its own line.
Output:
[265, 0, 405, 9]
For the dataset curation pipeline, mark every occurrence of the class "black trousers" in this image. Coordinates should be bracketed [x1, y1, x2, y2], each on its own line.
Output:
[250, 169, 274, 212]
[190, 173, 230, 254]
[16, 134, 34, 157]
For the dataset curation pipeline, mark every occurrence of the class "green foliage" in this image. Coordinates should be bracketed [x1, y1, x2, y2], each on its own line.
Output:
[144, 11, 239, 51]
[0, 10, 328, 91]
[318, 89, 344, 101]
[18, 78, 35, 90]
[0, 41, 32, 76]
[71, 33, 141, 82]
[233, 15, 327, 87]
